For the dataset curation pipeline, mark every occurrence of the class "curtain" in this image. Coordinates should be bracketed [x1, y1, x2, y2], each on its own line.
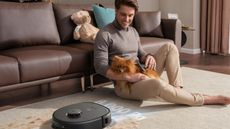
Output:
[200, 0, 230, 55]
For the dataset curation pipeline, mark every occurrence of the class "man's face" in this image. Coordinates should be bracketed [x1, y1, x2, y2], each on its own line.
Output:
[116, 5, 135, 29]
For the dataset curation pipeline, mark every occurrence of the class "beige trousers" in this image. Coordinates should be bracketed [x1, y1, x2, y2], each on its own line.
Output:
[115, 43, 204, 106]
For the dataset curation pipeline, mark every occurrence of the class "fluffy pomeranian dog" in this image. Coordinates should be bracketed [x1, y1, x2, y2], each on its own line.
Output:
[111, 56, 159, 94]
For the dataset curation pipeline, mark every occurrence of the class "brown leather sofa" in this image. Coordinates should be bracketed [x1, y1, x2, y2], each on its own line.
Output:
[0, 2, 181, 94]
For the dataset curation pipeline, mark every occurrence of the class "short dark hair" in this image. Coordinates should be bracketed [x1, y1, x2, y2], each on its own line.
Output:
[115, 0, 139, 12]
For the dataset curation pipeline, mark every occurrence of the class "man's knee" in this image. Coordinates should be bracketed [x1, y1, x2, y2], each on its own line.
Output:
[163, 43, 179, 55]
[146, 79, 163, 93]
[134, 79, 163, 99]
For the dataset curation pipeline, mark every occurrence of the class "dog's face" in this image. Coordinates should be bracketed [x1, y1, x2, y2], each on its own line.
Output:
[111, 56, 137, 74]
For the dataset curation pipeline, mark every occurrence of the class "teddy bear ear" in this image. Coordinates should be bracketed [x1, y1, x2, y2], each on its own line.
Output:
[84, 11, 90, 15]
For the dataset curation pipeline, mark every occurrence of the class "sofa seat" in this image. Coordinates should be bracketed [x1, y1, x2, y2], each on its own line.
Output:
[0, 55, 20, 86]
[140, 37, 174, 54]
[1, 45, 91, 82]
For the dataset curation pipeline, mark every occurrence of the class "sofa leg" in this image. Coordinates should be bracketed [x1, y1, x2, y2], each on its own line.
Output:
[90, 74, 95, 91]
[39, 85, 42, 96]
[39, 84, 50, 96]
[81, 76, 85, 93]
[47, 83, 51, 94]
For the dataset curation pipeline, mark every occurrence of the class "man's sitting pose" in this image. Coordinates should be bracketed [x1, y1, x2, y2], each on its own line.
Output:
[94, 0, 230, 106]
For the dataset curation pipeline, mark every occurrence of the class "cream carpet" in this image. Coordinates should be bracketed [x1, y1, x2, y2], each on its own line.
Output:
[0, 67, 230, 129]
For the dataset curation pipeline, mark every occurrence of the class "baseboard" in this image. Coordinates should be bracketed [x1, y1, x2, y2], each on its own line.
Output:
[180, 48, 201, 54]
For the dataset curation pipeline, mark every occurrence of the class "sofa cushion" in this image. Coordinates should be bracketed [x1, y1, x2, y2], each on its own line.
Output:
[134, 11, 164, 38]
[0, 55, 20, 86]
[0, 2, 60, 50]
[1, 45, 91, 82]
[140, 37, 174, 55]
[53, 3, 97, 44]
[92, 4, 115, 29]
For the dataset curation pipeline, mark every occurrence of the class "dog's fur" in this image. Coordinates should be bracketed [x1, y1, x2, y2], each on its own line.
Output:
[111, 56, 159, 94]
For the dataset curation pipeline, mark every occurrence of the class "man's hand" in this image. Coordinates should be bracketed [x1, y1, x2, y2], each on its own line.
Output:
[145, 54, 156, 70]
[124, 73, 149, 83]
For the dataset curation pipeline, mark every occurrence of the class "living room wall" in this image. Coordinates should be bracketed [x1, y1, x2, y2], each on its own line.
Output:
[159, 0, 200, 54]
[53, 0, 199, 54]
[50, 0, 113, 4]
[51, 0, 159, 11]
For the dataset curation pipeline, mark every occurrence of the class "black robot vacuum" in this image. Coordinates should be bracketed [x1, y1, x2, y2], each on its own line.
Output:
[52, 102, 111, 129]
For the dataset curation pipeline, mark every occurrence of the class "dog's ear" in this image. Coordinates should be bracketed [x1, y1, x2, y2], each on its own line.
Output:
[126, 58, 135, 65]
[126, 59, 132, 65]
[112, 55, 119, 63]
[112, 55, 124, 62]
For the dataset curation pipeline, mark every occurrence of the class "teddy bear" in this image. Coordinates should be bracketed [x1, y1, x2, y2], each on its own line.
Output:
[71, 10, 99, 43]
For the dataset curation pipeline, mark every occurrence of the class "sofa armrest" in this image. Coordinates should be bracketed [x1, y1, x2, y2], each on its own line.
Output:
[161, 19, 182, 51]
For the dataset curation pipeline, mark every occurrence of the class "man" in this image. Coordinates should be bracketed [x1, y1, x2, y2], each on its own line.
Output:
[94, 0, 230, 105]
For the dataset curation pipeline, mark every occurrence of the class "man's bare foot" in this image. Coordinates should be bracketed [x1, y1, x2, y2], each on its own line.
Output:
[203, 95, 230, 105]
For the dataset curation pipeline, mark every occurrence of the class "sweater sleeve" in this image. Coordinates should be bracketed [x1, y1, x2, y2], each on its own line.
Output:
[134, 29, 147, 60]
[94, 30, 110, 77]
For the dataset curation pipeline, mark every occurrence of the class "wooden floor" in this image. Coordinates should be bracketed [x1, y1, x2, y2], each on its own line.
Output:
[180, 53, 230, 75]
[0, 53, 230, 111]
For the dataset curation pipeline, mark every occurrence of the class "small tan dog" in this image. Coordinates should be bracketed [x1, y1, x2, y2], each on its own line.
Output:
[71, 10, 99, 43]
[111, 56, 159, 94]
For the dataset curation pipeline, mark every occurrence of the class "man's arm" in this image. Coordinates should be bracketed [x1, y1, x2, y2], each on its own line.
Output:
[105, 68, 149, 83]
[94, 30, 110, 76]
[134, 28, 156, 70]
[140, 54, 156, 70]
